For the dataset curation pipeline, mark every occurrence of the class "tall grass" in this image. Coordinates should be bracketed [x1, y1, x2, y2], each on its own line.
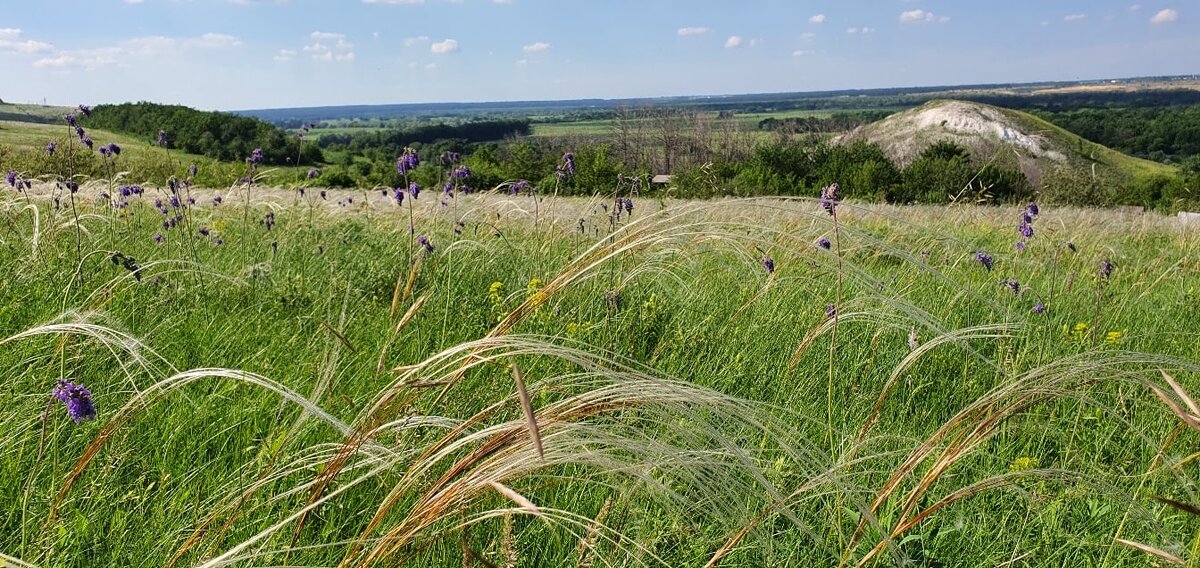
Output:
[1, 184, 1199, 566]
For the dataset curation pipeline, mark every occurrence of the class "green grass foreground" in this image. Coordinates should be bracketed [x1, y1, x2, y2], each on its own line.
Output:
[2, 187, 1200, 566]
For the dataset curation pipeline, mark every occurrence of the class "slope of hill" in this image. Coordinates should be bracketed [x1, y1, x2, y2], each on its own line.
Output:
[0, 101, 73, 124]
[835, 99, 1175, 188]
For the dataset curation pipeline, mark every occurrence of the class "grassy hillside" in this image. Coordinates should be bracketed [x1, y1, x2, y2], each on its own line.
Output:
[0, 119, 309, 187]
[0, 101, 73, 124]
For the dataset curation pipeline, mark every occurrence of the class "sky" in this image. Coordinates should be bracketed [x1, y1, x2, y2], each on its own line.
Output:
[0, 0, 1196, 111]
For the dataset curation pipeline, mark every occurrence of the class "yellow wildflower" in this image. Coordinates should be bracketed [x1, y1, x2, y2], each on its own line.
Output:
[1104, 331, 1123, 344]
[1009, 456, 1039, 472]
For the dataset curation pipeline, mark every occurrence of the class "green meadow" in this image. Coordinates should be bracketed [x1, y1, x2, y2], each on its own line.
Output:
[2, 175, 1200, 566]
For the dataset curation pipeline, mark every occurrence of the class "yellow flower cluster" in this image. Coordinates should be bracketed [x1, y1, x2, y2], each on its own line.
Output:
[1009, 456, 1039, 472]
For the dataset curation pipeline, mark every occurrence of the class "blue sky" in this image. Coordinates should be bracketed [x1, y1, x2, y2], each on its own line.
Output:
[0, 0, 1195, 110]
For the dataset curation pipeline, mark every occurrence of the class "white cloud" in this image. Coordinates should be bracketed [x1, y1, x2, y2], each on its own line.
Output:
[677, 27, 710, 36]
[1064, 14, 1086, 21]
[862, 26, 876, 34]
[724, 35, 743, 48]
[362, 0, 424, 4]
[431, 38, 459, 54]
[846, 27, 858, 34]
[124, 0, 145, 4]
[336, 52, 355, 61]
[900, 9, 947, 23]
[792, 50, 824, 58]
[303, 42, 327, 52]
[522, 42, 550, 53]
[32, 47, 123, 70]
[1150, 8, 1179, 23]
[809, 14, 825, 24]
[311, 31, 345, 41]
[403, 35, 429, 47]
[0, 28, 54, 54]
[494, 0, 513, 4]
[312, 51, 333, 62]
[273, 49, 296, 61]
[197, 33, 243, 48]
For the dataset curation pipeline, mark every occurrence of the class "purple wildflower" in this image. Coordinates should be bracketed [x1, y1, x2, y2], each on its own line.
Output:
[1027, 202, 1039, 217]
[81, 136, 94, 150]
[623, 198, 633, 214]
[826, 304, 837, 320]
[408, 182, 421, 199]
[393, 187, 405, 204]
[1018, 222, 1033, 239]
[264, 211, 276, 231]
[75, 126, 85, 139]
[975, 251, 994, 272]
[64, 113, 77, 127]
[417, 234, 434, 254]
[169, 195, 181, 208]
[1003, 278, 1020, 295]
[188, 164, 198, 177]
[198, 226, 210, 237]
[5, 170, 16, 187]
[66, 181, 79, 193]
[817, 237, 832, 250]
[1099, 259, 1114, 281]
[512, 180, 531, 195]
[52, 379, 96, 424]
[763, 255, 776, 274]
[156, 130, 168, 147]
[307, 168, 320, 180]
[212, 195, 223, 206]
[45, 141, 57, 155]
[214, 237, 224, 246]
[319, 190, 327, 200]
[819, 183, 840, 215]
[1033, 302, 1045, 314]
[246, 148, 265, 168]
[77, 104, 92, 117]
[153, 233, 164, 244]
[1015, 241, 1027, 252]
[396, 148, 420, 175]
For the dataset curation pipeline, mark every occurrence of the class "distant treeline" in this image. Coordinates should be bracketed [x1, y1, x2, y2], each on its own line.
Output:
[88, 102, 324, 166]
[758, 111, 894, 133]
[1032, 106, 1200, 164]
[317, 119, 531, 152]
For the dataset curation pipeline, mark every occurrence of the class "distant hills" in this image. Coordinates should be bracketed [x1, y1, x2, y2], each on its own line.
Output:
[231, 75, 1200, 126]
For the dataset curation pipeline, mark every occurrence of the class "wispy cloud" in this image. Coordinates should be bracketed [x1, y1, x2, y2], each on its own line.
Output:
[431, 38, 459, 54]
[403, 35, 429, 47]
[900, 10, 949, 24]
[1063, 14, 1086, 22]
[677, 27, 710, 36]
[522, 42, 549, 53]
[0, 29, 53, 54]
[724, 35, 743, 49]
[1150, 8, 1178, 23]
[808, 14, 825, 24]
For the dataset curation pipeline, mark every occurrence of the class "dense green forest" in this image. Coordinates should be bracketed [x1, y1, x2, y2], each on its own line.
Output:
[316, 119, 530, 151]
[1033, 106, 1200, 164]
[88, 102, 324, 166]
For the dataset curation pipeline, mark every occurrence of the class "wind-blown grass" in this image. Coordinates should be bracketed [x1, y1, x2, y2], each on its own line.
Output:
[1, 186, 1199, 566]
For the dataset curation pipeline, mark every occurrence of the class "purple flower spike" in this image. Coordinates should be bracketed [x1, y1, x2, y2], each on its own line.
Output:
[81, 136, 94, 150]
[826, 304, 837, 320]
[77, 104, 92, 117]
[52, 379, 96, 424]
[1027, 202, 1039, 217]
[819, 183, 840, 215]
[5, 170, 16, 187]
[45, 141, 57, 155]
[408, 182, 421, 199]
[975, 251, 994, 272]
[1099, 259, 1114, 281]
[817, 237, 832, 250]
[452, 165, 472, 179]
[1018, 222, 1033, 239]
[417, 234, 434, 254]
[1003, 278, 1020, 295]
[762, 256, 775, 274]
[1033, 303, 1045, 314]
[157, 130, 168, 147]
[64, 113, 77, 127]
[153, 233, 164, 244]
[307, 168, 320, 180]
